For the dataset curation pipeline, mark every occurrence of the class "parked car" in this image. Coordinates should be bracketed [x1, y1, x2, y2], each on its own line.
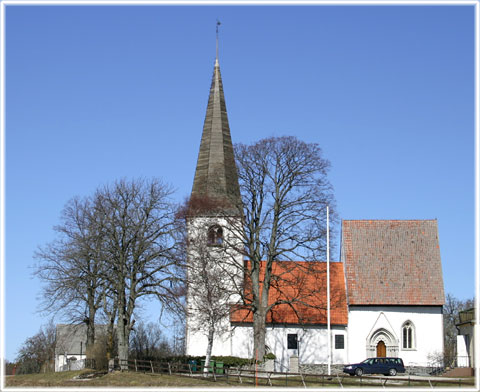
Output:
[343, 357, 406, 376]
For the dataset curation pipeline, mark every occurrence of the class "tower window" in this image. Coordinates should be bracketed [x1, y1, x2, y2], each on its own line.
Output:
[207, 225, 223, 246]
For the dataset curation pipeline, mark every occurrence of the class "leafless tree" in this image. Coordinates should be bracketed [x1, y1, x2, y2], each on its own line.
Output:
[129, 321, 172, 360]
[34, 197, 106, 353]
[92, 178, 181, 368]
[226, 136, 337, 359]
[15, 320, 56, 374]
[443, 293, 474, 366]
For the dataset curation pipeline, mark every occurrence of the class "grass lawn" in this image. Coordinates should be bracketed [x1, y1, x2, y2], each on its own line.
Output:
[4, 370, 236, 388]
[4, 370, 476, 388]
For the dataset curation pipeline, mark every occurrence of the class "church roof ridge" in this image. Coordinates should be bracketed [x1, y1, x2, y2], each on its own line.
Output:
[342, 219, 437, 222]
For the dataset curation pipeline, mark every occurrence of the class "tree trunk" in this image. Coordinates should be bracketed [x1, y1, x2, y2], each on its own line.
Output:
[117, 319, 129, 371]
[253, 309, 267, 361]
[106, 313, 116, 361]
[85, 320, 95, 360]
[204, 325, 215, 376]
[117, 288, 130, 371]
[85, 297, 96, 358]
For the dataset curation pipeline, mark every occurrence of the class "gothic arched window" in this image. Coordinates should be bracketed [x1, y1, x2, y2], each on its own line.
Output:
[207, 225, 223, 246]
[402, 321, 415, 349]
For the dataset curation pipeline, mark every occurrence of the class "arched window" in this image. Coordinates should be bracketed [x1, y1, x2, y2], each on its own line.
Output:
[402, 321, 415, 349]
[207, 225, 223, 246]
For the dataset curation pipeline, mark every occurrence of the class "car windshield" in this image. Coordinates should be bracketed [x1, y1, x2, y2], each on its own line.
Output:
[361, 359, 374, 365]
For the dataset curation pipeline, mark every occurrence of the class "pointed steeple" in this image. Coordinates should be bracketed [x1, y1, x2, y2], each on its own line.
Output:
[191, 50, 241, 211]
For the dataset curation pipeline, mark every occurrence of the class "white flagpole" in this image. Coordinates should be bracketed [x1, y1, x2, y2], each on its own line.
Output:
[327, 205, 331, 376]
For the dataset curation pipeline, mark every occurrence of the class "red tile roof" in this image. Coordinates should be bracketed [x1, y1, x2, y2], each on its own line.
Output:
[230, 261, 348, 326]
[342, 220, 445, 306]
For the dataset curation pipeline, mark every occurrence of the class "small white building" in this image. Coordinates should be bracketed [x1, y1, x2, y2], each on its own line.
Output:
[55, 324, 89, 371]
[54, 324, 108, 371]
[456, 308, 475, 368]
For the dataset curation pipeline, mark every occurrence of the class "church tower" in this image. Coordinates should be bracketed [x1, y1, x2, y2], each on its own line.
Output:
[184, 33, 244, 357]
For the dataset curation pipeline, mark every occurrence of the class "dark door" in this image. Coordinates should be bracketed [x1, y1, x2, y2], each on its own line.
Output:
[376, 341, 386, 357]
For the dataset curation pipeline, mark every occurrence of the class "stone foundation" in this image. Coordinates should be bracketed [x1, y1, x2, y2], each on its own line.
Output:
[299, 364, 435, 376]
[299, 364, 345, 374]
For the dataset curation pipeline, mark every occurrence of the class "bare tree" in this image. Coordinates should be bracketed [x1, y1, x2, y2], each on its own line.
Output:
[129, 321, 172, 360]
[443, 293, 474, 366]
[15, 320, 56, 374]
[34, 196, 106, 354]
[92, 178, 181, 368]
[226, 136, 337, 359]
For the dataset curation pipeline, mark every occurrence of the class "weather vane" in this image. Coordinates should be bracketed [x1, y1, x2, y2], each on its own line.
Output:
[216, 19, 221, 61]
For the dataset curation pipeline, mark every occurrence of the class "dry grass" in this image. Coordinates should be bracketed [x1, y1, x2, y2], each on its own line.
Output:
[4, 370, 244, 388]
[4, 370, 475, 389]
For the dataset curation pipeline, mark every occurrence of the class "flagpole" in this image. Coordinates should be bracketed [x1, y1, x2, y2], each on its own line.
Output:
[327, 205, 331, 376]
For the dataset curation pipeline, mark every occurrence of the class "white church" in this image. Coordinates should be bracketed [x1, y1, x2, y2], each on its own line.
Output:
[184, 52, 445, 373]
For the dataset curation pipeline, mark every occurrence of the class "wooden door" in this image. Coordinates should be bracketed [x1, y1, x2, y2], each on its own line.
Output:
[376, 341, 386, 357]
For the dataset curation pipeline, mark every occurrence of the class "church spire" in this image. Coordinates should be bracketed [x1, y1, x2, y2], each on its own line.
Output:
[191, 23, 241, 212]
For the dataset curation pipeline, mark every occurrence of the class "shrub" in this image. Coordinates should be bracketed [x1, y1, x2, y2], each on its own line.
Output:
[86, 335, 109, 370]
[211, 356, 254, 367]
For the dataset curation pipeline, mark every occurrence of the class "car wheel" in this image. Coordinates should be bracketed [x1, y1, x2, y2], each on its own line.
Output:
[388, 368, 397, 376]
[355, 368, 363, 377]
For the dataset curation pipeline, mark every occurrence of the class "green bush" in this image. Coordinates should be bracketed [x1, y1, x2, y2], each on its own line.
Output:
[135, 354, 254, 369]
[211, 356, 253, 367]
[263, 353, 276, 360]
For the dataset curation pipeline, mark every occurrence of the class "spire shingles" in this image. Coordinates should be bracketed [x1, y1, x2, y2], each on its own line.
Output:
[191, 61, 241, 211]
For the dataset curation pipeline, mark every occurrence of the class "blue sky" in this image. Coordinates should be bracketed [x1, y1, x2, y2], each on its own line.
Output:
[4, 4, 475, 361]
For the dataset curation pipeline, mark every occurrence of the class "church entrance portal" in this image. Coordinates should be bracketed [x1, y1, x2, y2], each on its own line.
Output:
[376, 341, 386, 357]
[367, 328, 399, 358]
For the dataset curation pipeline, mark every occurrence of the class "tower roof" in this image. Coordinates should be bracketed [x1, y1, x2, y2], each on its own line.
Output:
[191, 59, 242, 211]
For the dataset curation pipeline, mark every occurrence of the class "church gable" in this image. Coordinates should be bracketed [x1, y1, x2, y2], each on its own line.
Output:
[342, 220, 445, 306]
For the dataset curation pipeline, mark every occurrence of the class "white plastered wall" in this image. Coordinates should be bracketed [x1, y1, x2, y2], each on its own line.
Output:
[55, 354, 86, 372]
[185, 216, 244, 357]
[347, 306, 443, 367]
[230, 324, 348, 371]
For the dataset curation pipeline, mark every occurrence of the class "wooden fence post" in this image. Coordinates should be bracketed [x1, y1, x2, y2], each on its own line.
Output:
[336, 374, 343, 388]
[168, 362, 172, 375]
[150, 361, 154, 374]
[134, 359, 137, 372]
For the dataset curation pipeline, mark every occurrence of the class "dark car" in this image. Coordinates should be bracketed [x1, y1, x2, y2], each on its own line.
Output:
[343, 357, 405, 376]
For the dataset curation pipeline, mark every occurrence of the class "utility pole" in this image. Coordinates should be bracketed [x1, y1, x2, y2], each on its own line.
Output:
[327, 205, 331, 376]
